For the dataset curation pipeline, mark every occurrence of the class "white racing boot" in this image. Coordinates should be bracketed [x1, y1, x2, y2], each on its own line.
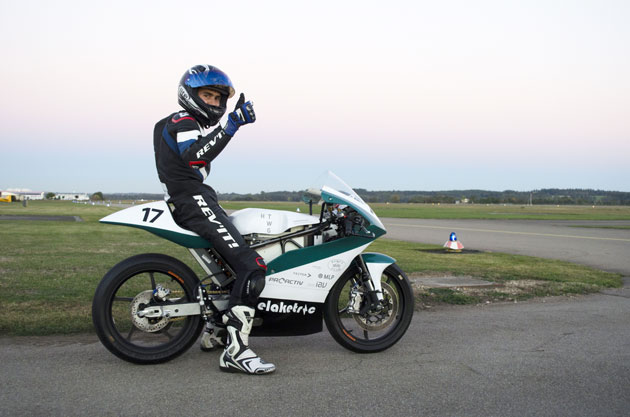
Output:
[219, 306, 276, 375]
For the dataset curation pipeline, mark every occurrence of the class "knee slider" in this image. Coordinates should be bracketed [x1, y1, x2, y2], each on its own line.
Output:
[247, 273, 266, 303]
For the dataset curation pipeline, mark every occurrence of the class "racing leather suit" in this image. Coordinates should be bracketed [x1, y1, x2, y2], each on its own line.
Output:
[153, 111, 265, 307]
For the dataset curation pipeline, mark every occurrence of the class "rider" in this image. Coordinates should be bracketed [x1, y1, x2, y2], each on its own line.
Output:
[153, 64, 275, 375]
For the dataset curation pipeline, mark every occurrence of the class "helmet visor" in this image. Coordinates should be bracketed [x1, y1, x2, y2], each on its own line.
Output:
[185, 67, 235, 98]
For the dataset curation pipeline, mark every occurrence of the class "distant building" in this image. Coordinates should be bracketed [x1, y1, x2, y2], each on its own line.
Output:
[1, 190, 45, 200]
[56, 193, 90, 201]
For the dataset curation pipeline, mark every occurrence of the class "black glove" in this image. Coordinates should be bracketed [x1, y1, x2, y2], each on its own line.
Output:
[224, 93, 256, 135]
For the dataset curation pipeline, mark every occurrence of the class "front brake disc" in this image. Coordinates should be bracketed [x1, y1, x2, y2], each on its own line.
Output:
[353, 281, 399, 331]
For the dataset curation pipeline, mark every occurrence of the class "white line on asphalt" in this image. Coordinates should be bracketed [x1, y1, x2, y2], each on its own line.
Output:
[384, 223, 630, 242]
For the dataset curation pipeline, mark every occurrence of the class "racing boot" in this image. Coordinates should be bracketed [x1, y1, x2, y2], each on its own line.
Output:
[219, 305, 276, 375]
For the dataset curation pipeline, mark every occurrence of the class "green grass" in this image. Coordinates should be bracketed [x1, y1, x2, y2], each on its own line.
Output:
[7, 200, 628, 221]
[0, 201, 200, 335]
[369, 239, 621, 287]
[0, 200, 624, 336]
[421, 288, 479, 305]
[368, 239, 622, 307]
[220, 201, 630, 220]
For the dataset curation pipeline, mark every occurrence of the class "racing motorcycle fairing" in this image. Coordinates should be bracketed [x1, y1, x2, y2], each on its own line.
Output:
[251, 299, 323, 336]
[261, 238, 373, 303]
[250, 252, 395, 337]
[99, 203, 320, 249]
[100, 201, 211, 248]
[229, 208, 320, 235]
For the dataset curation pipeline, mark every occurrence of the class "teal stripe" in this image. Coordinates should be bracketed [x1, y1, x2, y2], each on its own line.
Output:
[267, 235, 373, 275]
[101, 221, 211, 248]
[362, 252, 396, 264]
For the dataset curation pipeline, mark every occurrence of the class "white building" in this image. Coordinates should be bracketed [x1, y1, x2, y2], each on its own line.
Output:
[56, 193, 90, 201]
[1, 190, 45, 200]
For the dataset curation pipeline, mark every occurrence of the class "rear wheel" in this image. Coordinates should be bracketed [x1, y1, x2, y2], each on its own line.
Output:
[92, 253, 204, 364]
[324, 262, 414, 353]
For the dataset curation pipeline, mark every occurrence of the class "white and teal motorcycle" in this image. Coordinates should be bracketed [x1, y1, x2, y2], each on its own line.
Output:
[92, 172, 414, 364]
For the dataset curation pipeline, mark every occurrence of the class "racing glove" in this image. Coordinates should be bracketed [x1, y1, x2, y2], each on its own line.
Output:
[224, 93, 256, 136]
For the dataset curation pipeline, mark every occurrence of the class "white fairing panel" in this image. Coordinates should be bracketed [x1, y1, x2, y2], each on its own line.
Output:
[100, 201, 199, 237]
[260, 243, 371, 303]
[229, 208, 320, 235]
[365, 261, 391, 302]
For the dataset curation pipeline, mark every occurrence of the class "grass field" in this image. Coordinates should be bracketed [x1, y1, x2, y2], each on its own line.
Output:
[4, 200, 630, 221]
[0, 200, 624, 336]
[221, 201, 630, 220]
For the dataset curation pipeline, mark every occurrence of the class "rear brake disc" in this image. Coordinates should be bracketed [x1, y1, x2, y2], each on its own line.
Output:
[130, 290, 170, 332]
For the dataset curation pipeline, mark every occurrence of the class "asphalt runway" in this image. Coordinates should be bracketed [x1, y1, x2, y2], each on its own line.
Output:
[382, 218, 630, 276]
[1, 290, 628, 417]
[1, 216, 629, 416]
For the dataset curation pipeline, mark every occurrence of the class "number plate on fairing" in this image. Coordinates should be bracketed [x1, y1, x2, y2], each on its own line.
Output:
[100, 201, 211, 248]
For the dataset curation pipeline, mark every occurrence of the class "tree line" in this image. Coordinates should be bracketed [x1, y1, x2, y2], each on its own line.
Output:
[102, 188, 630, 206]
[217, 188, 630, 205]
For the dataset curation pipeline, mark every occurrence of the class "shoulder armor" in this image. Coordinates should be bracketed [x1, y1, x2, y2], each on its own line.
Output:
[171, 111, 196, 124]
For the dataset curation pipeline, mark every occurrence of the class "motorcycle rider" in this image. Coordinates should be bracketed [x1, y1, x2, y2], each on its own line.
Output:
[153, 64, 275, 375]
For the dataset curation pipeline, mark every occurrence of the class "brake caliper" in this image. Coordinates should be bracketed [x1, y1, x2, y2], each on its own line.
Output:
[347, 284, 364, 314]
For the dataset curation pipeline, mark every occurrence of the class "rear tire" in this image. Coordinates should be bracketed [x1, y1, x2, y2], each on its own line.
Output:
[92, 253, 203, 364]
[324, 262, 414, 353]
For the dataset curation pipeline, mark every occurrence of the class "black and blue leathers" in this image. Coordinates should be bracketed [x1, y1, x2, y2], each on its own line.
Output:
[153, 99, 263, 307]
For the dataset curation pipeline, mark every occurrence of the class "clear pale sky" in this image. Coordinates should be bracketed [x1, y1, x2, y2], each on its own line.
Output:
[1, 0, 628, 194]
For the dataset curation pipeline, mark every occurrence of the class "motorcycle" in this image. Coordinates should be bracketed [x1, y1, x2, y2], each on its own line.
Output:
[92, 172, 414, 364]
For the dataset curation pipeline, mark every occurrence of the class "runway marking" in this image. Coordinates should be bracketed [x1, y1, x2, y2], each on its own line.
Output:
[385, 223, 630, 242]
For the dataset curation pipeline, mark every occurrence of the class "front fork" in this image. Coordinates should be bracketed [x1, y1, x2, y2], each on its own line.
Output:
[350, 254, 389, 314]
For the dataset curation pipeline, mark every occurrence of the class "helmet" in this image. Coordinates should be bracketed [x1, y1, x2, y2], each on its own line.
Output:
[177, 65, 235, 127]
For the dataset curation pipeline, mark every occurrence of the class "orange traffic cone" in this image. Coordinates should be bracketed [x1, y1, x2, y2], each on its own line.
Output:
[444, 232, 464, 252]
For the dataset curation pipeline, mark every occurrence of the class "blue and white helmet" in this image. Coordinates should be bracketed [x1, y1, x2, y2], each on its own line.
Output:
[178, 65, 235, 127]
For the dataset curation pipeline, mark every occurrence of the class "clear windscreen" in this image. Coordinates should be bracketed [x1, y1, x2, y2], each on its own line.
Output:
[304, 171, 384, 232]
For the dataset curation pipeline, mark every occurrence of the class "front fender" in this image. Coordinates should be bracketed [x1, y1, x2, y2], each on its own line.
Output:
[361, 253, 396, 300]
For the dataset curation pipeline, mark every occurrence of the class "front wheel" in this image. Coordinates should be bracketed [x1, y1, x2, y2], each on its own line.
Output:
[92, 253, 204, 364]
[324, 262, 414, 353]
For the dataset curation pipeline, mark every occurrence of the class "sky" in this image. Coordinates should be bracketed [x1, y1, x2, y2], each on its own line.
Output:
[1, 0, 628, 194]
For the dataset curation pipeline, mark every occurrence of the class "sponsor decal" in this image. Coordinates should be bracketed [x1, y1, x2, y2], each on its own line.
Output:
[195, 131, 224, 158]
[328, 258, 346, 272]
[292, 271, 312, 278]
[268, 277, 303, 286]
[318, 273, 335, 280]
[192, 195, 239, 248]
[315, 281, 328, 289]
[257, 300, 316, 315]
[260, 212, 273, 233]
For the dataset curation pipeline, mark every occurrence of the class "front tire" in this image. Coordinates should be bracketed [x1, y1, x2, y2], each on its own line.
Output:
[92, 253, 204, 364]
[324, 262, 414, 353]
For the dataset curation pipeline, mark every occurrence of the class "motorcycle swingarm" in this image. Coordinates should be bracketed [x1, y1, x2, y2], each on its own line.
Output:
[136, 302, 202, 319]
